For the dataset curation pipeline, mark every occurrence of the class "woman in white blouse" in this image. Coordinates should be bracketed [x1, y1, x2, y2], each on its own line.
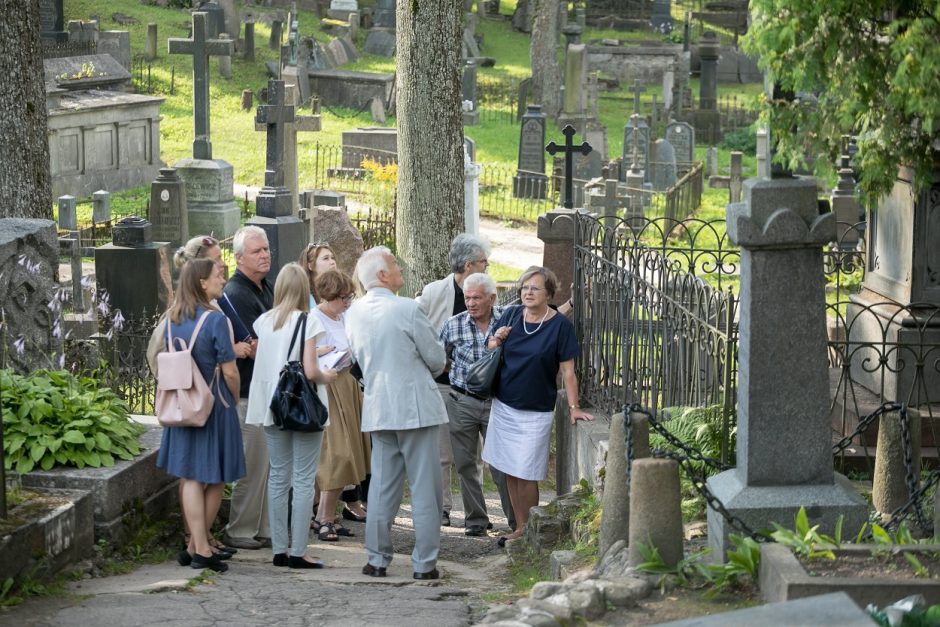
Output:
[246, 263, 337, 568]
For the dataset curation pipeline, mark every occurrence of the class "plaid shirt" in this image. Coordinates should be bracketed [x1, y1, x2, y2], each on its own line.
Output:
[439, 305, 503, 390]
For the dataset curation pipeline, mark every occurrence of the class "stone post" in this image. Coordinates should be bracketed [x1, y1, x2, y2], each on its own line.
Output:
[628, 459, 684, 568]
[872, 409, 921, 515]
[270, 18, 283, 50]
[145, 23, 158, 60]
[756, 128, 770, 179]
[92, 190, 111, 224]
[218, 34, 233, 78]
[698, 31, 719, 110]
[58, 195, 77, 231]
[464, 145, 482, 235]
[243, 19, 255, 61]
[830, 153, 862, 247]
[598, 412, 650, 558]
[706, 173, 868, 561]
[536, 208, 580, 306]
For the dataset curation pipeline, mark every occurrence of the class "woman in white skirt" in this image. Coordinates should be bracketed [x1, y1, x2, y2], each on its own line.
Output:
[482, 266, 594, 545]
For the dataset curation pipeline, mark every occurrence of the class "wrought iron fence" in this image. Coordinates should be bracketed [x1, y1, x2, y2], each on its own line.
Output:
[477, 76, 519, 125]
[573, 212, 940, 472]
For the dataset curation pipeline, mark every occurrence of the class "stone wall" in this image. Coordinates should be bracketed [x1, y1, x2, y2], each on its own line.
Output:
[307, 69, 395, 112]
[554, 391, 612, 495]
[586, 43, 679, 83]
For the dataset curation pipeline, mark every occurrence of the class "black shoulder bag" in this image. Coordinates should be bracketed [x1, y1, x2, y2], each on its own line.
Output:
[269, 313, 329, 432]
[464, 306, 521, 398]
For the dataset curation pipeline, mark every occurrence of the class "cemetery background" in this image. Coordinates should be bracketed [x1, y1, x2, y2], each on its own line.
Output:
[7, 0, 939, 622]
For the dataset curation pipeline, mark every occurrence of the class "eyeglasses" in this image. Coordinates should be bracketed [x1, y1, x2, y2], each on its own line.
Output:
[342, 294, 355, 304]
[474, 258, 489, 267]
[202, 236, 218, 247]
[520, 285, 545, 293]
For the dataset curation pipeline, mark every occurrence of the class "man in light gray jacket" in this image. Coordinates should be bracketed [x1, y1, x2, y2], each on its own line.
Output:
[346, 246, 448, 580]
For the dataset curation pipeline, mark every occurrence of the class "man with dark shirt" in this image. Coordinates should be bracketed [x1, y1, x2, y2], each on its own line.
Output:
[416, 233, 490, 527]
[221, 226, 274, 550]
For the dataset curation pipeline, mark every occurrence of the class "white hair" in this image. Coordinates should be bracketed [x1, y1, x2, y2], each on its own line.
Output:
[462, 272, 496, 296]
[356, 246, 392, 289]
[232, 225, 268, 256]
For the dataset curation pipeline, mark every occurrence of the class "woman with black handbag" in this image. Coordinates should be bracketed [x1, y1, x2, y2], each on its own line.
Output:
[246, 264, 338, 569]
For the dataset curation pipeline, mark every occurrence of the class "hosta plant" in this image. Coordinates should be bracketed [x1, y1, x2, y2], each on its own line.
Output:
[1, 368, 144, 474]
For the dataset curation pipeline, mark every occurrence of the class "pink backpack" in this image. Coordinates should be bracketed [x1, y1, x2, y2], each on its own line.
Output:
[155, 310, 228, 428]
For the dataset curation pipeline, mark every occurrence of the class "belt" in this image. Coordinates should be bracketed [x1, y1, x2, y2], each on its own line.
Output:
[450, 385, 488, 402]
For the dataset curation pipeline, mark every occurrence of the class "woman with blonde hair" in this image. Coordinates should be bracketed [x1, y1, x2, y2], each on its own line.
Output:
[156, 258, 245, 573]
[246, 263, 338, 568]
[311, 270, 370, 540]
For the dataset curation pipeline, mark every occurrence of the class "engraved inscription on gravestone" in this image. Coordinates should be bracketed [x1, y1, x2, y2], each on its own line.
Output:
[664, 121, 694, 163]
[39, 0, 64, 34]
[149, 168, 188, 246]
[519, 118, 546, 173]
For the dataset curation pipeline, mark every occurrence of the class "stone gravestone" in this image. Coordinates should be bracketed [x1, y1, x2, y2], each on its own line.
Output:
[95, 216, 174, 321]
[706, 173, 868, 560]
[847, 164, 940, 405]
[830, 153, 862, 248]
[664, 120, 695, 164]
[247, 79, 307, 281]
[557, 43, 588, 134]
[329, 0, 359, 22]
[691, 31, 721, 143]
[169, 12, 240, 238]
[363, 28, 395, 57]
[195, 1, 225, 39]
[0, 219, 60, 373]
[311, 206, 363, 276]
[39, 0, 66, 39]
[462, 60, 479, 126]
[650, 138, 677, 192]
[622, 113, 649, 182]
[373, 0, 396, 28]
[148, 168, 188, 247]
[650, 0, 673, 34]
[217, 0, 240, 40]
[513, 105, 549, 199]
[58, 195, 77, 231]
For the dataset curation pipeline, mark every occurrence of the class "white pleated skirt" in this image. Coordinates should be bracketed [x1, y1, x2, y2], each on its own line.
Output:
[482, 398, 554, 481]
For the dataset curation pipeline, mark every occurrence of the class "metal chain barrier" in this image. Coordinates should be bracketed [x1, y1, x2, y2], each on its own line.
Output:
[831, 401, 902, 455]
[321, 99, 375, 120]
[898, 406, 931, 533]
[883, 469, 940, 535]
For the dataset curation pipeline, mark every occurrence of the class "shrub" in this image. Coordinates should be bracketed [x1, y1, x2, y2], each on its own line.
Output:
[1, 369, 144, 474]
[719, 128, 757, 155]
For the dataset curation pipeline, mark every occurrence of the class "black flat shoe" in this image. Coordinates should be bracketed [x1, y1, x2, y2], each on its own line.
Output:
[191, 552, 228, 573]
[289, 555, 325, 569]
[497, 536, 507, 548]
[177, 549, 193, 567]
[342, 507, 367, 522]
[273, 553, 288, 567]
[213, 549, 234, 561]
[413, 568, 440, 580]
[362, 563, 387, 577]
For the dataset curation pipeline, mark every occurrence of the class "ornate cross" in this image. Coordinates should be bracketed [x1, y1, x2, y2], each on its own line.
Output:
[169, 12, 234, 160]
[546, 125, 593, 210]
[255, 79, 296, 188]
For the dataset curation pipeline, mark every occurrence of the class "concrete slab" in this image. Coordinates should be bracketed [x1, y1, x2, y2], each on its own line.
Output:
[657, 592, 873, 626]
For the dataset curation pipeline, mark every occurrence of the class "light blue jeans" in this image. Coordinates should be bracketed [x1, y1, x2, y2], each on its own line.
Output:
[263, 426, 324, 557]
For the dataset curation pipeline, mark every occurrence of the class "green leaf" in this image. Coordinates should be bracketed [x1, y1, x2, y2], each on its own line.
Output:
[94, 432, 112, 452]
[795, 507, 809, 536]
[15, 455, 35, 474]
[871, 524, 892, 545]
[40, 455, 55, 471]
[62, 430, 86, 444]
[29, 444, 46, 462]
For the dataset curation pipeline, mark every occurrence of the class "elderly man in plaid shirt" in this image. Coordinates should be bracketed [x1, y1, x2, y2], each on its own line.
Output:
[439, 273, 515, 537]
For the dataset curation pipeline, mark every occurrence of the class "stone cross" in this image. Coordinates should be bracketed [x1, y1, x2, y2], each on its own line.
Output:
[546, 124, 593, 210]
[707, 151, 743, 203]
[255, 84, 321, 212]
[169, 12, 234, 160]
[586, 178, 623, 230]
[630, 79, 647, 115]
[255, 79, 296, 188]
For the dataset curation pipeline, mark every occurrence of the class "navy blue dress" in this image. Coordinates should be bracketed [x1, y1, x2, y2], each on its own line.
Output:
[156, 306, 246, 484]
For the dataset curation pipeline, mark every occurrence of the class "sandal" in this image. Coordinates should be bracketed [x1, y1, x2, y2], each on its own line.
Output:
[332, 522, 355, 537]
[317, 521, 339, 542]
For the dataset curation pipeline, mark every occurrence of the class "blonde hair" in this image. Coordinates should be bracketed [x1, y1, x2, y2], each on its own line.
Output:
[173, 235, 219, 270]
[167, 258, 218, 324]
[271, 263, 310, 331]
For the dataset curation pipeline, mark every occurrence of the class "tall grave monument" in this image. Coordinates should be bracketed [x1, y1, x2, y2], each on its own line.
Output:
[169, 12, 240, 238]
[513, 105, 549, 199]
[247, 79, 306, 280]
[706, 83, 868, 560]
[621, 80, 650, 182]
[690, 31, 721, 143]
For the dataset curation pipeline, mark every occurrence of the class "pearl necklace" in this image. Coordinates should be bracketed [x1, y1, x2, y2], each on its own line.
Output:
[523, 308, 549, 335]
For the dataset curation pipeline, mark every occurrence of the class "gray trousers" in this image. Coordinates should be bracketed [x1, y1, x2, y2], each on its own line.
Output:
[226, 399, 271, 539]
[445, 390, 515, 530]
[436, 383, 455, 512]
[366, 425, 442, 574]
[263, 426, 323, 557]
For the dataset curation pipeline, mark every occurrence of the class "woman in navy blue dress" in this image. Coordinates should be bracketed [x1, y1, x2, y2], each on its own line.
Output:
[156, 258, 246, 572]
[482, 266, 594, 544]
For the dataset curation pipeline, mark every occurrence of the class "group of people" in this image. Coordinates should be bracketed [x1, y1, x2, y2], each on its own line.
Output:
[153, 228, 592, 578]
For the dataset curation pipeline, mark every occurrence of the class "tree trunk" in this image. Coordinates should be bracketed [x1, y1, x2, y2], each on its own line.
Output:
[395, 0, 464, 296]
[0, 0, 52, 220]
[530, 0, 562, 119]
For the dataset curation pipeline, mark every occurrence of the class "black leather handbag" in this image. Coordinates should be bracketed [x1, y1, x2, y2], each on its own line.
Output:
[464, 306, 520, 397]
[269, 313, 328, 432]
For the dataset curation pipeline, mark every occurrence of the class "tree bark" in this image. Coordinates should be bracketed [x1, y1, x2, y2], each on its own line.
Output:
[0, 0, 52, 220]
[530, 0, 562, 119]
[395, 0, 464, 296]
